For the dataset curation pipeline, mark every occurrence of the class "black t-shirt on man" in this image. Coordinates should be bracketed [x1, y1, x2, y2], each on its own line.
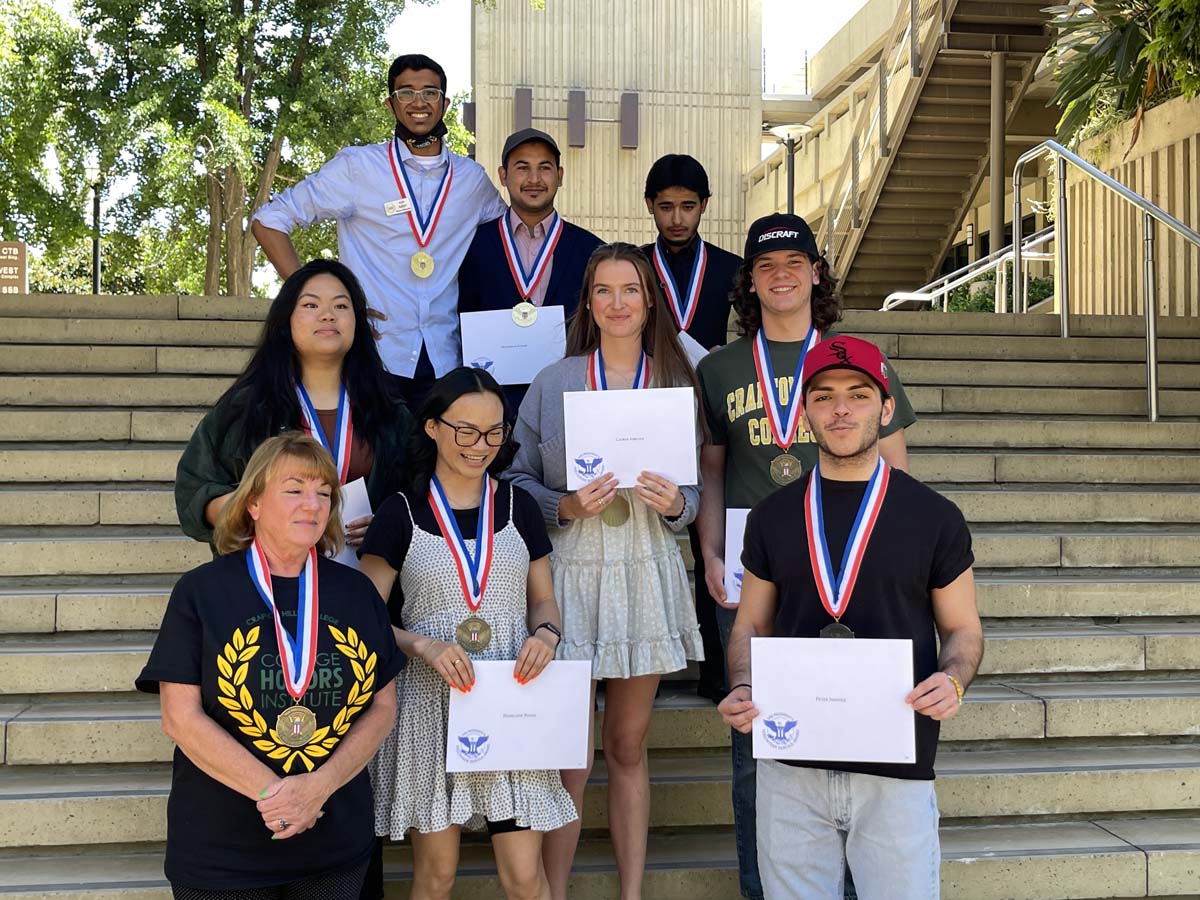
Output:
[136, 553, 405, 889]
[741, 467, 973, 780]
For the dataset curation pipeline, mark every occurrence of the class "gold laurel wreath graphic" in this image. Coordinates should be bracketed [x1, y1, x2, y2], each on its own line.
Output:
[216, 624, 377, 773]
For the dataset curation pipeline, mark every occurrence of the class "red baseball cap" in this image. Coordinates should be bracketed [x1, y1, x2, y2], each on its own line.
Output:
[801, 335, 891, 398]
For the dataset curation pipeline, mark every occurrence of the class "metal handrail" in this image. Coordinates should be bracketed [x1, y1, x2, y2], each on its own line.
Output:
[881, 225, 1055, 311]
[1013, 139, 1200, 422]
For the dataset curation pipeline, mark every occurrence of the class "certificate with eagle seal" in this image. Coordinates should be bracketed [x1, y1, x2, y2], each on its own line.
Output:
[750, 637, 916, 764]
[445, 660, 592, 772]
[459, 306, 566, 385]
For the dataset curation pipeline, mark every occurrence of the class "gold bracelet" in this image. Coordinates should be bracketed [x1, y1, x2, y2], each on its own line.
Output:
[944, 673, 964, 704]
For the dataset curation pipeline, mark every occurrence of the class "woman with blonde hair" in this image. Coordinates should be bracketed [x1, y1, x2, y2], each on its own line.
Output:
[508, 242, 704, 900]
[138, 433, 404, 899]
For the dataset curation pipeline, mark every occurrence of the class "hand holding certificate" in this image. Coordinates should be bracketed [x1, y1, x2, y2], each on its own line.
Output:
[331, 477, 371, 571]
[460, 307, 566, 386]
[751, 637, 916, 764]
[563, 387, 698, 489]
[446, 660, 592, 772]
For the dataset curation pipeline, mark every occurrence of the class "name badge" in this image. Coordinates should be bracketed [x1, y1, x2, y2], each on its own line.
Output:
[384, 198, 413, 217]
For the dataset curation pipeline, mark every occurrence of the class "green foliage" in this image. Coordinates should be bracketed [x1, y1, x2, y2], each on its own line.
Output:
[945, 274, 1054, 312]
[1046, 0, 1192, 148]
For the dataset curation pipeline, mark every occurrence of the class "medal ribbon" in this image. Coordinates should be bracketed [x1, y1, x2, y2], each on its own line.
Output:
[246, 541, 320, 701]
[387, 137, 454, 248]
[499, 211, 563, 300]
[804, 457, 891, 620]
[652, 241, 707, 331]
[294, 383, 354, 485]
[427, 475, 495, 613]
[751, 326, 818, 450]
[586, 347, 650, 391]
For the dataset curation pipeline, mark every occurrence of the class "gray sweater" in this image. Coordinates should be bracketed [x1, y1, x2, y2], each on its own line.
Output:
[507, 354, 701, 531]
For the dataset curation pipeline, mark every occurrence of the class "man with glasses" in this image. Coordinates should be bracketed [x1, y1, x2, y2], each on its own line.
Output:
[253, 54, 506, 408]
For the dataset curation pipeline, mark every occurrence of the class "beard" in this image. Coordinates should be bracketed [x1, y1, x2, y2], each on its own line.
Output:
[810, 413, 883, 465]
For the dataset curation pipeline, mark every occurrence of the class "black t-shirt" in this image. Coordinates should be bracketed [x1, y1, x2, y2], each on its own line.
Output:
[641, 237, 742, 351]
[360, 483, 552, 627]
[741, 468, 973, 780]
[136, 553, 405, 889]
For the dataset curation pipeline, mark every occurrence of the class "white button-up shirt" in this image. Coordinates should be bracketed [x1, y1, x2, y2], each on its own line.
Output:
[254, 140, 506, 376]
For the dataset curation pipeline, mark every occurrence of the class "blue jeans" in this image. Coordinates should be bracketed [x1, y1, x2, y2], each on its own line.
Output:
[757, 760, 940, 900]
[716, 604, 764, 899]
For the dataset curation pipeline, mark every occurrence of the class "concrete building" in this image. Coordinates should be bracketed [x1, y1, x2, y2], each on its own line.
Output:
[470, 0, 762, 254]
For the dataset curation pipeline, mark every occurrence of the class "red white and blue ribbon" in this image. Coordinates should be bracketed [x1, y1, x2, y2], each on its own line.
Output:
[427, 475, 495, 613]
[587, 347, 650, 391]
[246, 541, 320, 701]
[499, 211, 563, 300]
[388, 137, 454, 249]
[751, 326, 819, 450]
[804, 457, 891, 620]
[295, 384, 353, 485]
[653, 241, 707, 332]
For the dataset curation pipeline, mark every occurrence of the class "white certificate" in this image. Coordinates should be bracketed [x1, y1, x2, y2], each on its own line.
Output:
[446, 660, 592, 772]
[331, 477, 371, 571]
[751, 637, 916, 764]
[724, 508, 751, 604]
[460, 307, 566, 385]
[563, 387, 697, 489]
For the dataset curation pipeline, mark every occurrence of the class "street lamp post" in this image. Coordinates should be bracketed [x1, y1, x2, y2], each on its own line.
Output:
[84, 158, 102, 294]
[768, 124, 812, 216]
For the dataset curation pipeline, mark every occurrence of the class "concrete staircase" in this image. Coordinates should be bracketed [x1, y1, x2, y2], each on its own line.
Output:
[2, 296, 1199, 899]
[834, 0, 1054, 309]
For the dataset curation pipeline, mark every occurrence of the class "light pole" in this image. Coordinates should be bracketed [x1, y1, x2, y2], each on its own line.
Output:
[84, 158, 102, 294]
[769, 124, 812, 216]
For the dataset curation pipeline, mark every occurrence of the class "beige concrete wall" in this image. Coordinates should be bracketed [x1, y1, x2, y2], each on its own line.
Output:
[808, 0, 896, 99]
[472, 0, 762, 255]
[1068, 94, 1200, 319]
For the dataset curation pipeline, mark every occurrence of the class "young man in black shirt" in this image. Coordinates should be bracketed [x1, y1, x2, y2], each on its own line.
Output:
[718, 335, 983, 900]
[640, 153, 742, 705]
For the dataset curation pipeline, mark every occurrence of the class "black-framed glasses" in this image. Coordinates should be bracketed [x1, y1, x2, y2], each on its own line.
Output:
[437, 418, 510, 447]
[390, 87, 445, 105]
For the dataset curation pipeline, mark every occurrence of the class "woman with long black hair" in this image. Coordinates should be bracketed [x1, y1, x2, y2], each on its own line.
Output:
[358, 366, 574, 900]
[176, 259, 414, 550]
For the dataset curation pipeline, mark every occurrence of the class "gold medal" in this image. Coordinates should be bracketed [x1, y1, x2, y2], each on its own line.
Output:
[411, 250, 435, 278]
[512, 301, 538, 327]
[770, 453, 802, 486]
[600, 494, 631, 527]
[819, 621, 855, 639]
[456, 615, 492, 653]
[275, 705, 317, 748]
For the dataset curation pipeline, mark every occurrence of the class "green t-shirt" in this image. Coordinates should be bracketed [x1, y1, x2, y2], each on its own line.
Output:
[697, 332, 917, 510]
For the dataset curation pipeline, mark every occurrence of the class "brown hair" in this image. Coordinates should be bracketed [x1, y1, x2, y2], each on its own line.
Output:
[565, 242, 700, 394]
[731, 253, 843, 337]
[213, 433, 344, 556]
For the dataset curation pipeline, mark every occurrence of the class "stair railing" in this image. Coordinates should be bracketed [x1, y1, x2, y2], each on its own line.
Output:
[1013, 139, 1200, 423]
[881, 225, 1055, 312]
[815, 0, 948, 271]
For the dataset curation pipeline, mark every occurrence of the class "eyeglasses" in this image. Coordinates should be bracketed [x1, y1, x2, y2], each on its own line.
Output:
[437, 418, 510, 447]
[390, 87, 445, 105]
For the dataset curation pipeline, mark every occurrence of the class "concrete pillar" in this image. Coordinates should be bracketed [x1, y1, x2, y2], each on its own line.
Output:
[990, 51, 1007, 251]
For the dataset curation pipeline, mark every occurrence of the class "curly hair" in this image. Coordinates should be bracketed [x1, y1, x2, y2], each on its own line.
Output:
[730, 254, 843, 337]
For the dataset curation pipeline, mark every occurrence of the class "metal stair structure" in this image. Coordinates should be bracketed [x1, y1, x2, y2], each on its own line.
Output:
[2, 295, 1200, 898]
[816, 0, 1055, 310]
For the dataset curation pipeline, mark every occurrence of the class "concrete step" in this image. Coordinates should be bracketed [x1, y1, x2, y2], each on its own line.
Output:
[896, 358, 1200, 389]
[0, 376, 230, 407]
[907, 418, 1200, 451]
[842, 310, 1200, 339]
[892, 332, 1200, 363]
[7, 745, 1196, 847]
[908, 384, 1200, 417]
[8, 484, 1200, 529]
[0, 533, 210, 578]
[0, 587, 171, 634]
[0, 345, 253, 375]
[5, 817, 1196, 900]
[13, 680, 1200, 767]
[0, 317, 261, 346]
[4, 623, 1196, 696]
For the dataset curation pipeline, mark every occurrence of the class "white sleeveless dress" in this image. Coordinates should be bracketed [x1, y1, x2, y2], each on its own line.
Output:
[370, 487, 578, 837]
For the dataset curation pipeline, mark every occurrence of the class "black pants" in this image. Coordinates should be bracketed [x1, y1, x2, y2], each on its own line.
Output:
[689, 524, 727, 702]
[393, 343, 438, 415]
[173, 860, 367, 900]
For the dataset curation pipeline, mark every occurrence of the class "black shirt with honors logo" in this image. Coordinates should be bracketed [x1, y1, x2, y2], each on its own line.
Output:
[136, 552, 405, 889]
[741, 467, 974, 780]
